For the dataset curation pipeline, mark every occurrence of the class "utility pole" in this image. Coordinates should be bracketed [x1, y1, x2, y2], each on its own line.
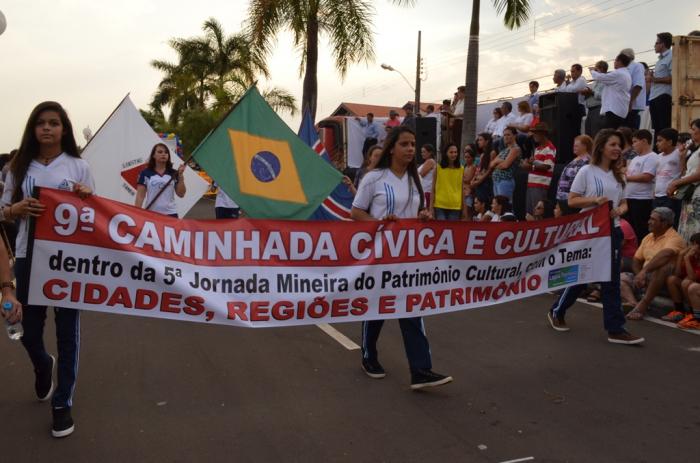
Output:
[415, 30, 422, 114]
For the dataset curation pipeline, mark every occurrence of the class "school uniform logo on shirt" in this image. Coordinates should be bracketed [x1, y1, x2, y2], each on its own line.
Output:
[57, 179, 74, 191]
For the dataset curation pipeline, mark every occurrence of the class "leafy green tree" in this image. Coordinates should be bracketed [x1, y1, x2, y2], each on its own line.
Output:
[148, 18, 296, 153]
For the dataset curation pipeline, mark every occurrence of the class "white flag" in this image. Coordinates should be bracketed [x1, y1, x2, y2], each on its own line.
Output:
[82, 95, 209, 217]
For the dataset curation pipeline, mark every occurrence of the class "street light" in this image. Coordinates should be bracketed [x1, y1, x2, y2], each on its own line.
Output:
[380, 63, 415, 92]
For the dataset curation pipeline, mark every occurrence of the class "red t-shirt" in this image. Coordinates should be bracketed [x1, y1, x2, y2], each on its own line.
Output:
[619, 219, 638, 258]
[679, 255, 700, 280]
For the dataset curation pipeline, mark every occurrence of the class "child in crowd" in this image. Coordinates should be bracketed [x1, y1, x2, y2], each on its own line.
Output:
[462, 144, 477, 220]
[664, 232, 700, 329]
[431, 143, 463, 221]
[473, 194, 494, 222]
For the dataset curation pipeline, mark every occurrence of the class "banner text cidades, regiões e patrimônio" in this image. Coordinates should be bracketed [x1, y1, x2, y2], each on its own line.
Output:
[28, 188, 612, 327]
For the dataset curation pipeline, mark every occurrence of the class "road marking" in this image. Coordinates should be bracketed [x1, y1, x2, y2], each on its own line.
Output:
[576, 298, 700, 336]
[499, 457, 535, 463]
[317, 323, 360, 350]
[687, 347, 700, 352]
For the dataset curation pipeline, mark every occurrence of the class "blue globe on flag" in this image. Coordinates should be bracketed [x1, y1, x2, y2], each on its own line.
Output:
[251, 151, 281, 183]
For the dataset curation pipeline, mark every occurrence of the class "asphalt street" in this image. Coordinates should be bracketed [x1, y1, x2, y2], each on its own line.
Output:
[1, 197, 699, 462]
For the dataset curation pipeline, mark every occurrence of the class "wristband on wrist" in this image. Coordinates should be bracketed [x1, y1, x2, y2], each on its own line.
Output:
[1, 281, 16, 290]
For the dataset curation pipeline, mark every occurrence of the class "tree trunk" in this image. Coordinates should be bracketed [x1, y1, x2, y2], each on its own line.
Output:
[302, 14, 319, 120]
[461, 0, 480, 150]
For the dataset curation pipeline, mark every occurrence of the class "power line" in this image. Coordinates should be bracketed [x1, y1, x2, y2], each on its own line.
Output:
[326, 0, 628, 104]
[425, 0, 634, 69]
[318, 0, 656, 109]
[477, 0, 619, 47]
[479, 0, 655, 56]
[429, 0, 653, 70]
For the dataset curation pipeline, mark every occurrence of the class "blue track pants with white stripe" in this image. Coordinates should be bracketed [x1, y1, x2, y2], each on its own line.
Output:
[550, 226, 626, 335]
[16, 258, 80, 409]
[362, 317, 432, 372]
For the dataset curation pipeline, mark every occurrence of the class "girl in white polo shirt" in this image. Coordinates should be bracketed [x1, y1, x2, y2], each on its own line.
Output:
[351, 126, 452, 390]
[547, 129, 644, 345]
[134, 143, 186, 217]
[1, 101, 94, 438]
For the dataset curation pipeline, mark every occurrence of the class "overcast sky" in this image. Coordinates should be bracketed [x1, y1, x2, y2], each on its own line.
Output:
[0, 0, 698, 152]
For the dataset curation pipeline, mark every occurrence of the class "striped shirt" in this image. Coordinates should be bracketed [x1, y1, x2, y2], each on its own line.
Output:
[353, 169, 421, 219]
[528, 141, 557, 188]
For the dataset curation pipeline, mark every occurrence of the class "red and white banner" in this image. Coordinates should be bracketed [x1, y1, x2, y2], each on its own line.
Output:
[28, 188, 612, 327]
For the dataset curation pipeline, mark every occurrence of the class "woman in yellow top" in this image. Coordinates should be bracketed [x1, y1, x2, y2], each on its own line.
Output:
[431, 143, 464, 220]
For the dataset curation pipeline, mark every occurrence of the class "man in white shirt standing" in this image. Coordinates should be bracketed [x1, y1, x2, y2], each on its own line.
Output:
[553, 69, 566, 91]
[492, 101, 517, 150]
[649, 32, 673, 136]
[590, 53, 632, 129]
[620, 48, 647, 130]
[560, 63, 588, 135]
[653, 127, 681, 227]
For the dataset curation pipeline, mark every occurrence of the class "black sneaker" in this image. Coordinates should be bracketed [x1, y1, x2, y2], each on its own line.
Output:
[361, 358, 386, 379]
[36, 355, 56, 402]
[52, 407, 74, 438]
[410, 369, 453, 390]
[547, 311, 570, 332]
[608, 331, 645, 345]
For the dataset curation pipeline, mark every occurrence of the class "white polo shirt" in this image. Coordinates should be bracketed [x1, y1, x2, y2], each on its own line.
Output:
[353, 169, 421, 219]
[2, 154, 95, 258]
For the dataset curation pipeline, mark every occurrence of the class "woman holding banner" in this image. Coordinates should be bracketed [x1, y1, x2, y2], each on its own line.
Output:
[1, 101, 94, 438]
[547, 129, 644, 345]
[351, 126, 453, 390]
[134, 143, 186, 217]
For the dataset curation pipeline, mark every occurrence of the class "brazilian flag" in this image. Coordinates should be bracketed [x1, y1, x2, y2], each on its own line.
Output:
[191, 87, 342, 219]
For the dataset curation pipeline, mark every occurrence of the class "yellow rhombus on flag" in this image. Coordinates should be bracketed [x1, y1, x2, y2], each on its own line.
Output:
[191, 86, 342, 219]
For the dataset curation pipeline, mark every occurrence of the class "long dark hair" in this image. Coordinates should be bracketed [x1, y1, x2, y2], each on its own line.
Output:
[376, 126, 425, 211]
[421, 143, 435, 159]
[440, 143, 460, 168]
[147, 143, 174, 171]
[493, 195, 512, 214]
[476, 132, 493, 168]
[592, 129, 625, 186]
[11, 101, 79, 203]
[361, 144, 382, 170]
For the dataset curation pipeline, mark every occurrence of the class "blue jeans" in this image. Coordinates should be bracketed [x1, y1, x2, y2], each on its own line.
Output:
[550, 227, 626, 334]
[434, 207, 461, 221]
[493, 178, 515, 202]
[16, 258, 80, 409]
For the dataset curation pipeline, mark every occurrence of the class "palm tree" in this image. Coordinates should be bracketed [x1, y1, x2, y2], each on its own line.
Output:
[148, 19, 297, 154]
[461, 1, 531, 148]
[151, 18, 280, 125]
[247, 0, 414, 120]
